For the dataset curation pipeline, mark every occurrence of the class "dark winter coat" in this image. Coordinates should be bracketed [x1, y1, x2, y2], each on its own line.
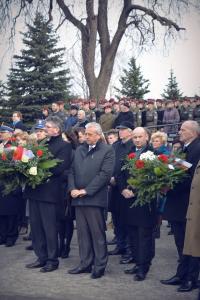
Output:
[0, 188, 23, 216]
[164, 137, 200, 222]
[109, 139, 134, 215]
[68, 140, 115, 208]
[25, 135, 72, 204]
[117, 144, 157, 227]
[113, 111, 134, 128]
[12, 121, 27, 132]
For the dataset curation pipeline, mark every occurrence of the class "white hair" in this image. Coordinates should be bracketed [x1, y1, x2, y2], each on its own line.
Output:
[85, 122, 103, 135]
[183, 120, 200, 136]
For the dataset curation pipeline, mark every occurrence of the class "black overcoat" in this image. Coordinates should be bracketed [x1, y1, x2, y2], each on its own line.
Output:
[0, 188, 23, 216]
[117, 144, 157, 227]
[164, 137, 200, 222]
[109, 139, 134, 215]
[25, 135, 72, 204]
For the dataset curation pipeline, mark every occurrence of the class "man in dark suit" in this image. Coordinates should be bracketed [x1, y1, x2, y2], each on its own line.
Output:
[68, 122, 115, 279]
[161, 120, 200, 292]
[108, 121, 134, 263]
[118, 127, 157, 281]
[25, 116, 72, 273]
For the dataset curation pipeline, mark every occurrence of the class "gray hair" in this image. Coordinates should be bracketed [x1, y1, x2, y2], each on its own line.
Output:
[85, 122, 103, 135]
[183, 120, 200, 136]
[45, 115, 64, 132]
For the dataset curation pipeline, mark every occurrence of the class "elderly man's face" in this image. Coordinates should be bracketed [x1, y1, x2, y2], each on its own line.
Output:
[179, 122, 196, 144]
[85, 126, 100, 145]
[78, 111, 85, 120]
[118, 128, 132, 141]
[132, 128, 148, 149]
[45, 121, 60, 137]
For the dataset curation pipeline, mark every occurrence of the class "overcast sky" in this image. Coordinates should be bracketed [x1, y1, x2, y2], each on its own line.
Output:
[0, 3, 199, 99]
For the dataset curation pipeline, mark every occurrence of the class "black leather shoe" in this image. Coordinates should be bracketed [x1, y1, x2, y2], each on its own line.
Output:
[168, 230, 173, 235]
[68, 266, 92, 274]
[177, 280, 198, 292]
[107, 237, 117, 245]
[124, 265, 139, 275]
[23, 236, 32, 241]
[91, 270, 105, 279]
[40, 264, 58, 273]
[25, 245, 33, 251]
[160, 275, 182, 285]
[108, 248, 126, 256]
[134, 272, 146, 281]
[120, 257, 135, 264]
[26, 260, 46, 269]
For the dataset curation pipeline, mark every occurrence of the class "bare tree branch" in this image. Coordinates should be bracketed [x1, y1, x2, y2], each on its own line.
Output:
[56, 0, 88, 38]
[46, 0, 53, 24]
[129, 4, 185, 31]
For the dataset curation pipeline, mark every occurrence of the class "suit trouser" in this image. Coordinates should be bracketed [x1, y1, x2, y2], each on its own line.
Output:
[29, 199, 59, 265]
[0, 215, 18, 242]
[57, 218, 74, 253]
[112, 211, 129, 251]
[75, 206, 108, 273]
[127, 225, 155, 273]
[171, 221, 200, 282]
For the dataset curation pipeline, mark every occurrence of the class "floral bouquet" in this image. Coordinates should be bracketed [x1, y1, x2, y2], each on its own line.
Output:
[123, 150, 189, 207]
[0, 143, 61, 195]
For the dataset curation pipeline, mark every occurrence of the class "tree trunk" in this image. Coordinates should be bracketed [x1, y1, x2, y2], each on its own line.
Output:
[56, 0, 185, 101]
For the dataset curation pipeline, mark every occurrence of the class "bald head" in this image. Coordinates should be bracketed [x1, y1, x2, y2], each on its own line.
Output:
[179, 121, 200, 144]
[132, 127, 149, 149]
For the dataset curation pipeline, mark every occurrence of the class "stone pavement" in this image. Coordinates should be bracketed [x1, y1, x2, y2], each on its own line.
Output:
[0, 222, 198, 300]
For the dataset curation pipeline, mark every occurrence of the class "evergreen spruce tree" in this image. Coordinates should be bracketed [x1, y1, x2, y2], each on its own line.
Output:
[6, 13, 72, 125]
[161, 69, 183, 100]
[115, 57, 150, 99]
[0, 80, 10, 124]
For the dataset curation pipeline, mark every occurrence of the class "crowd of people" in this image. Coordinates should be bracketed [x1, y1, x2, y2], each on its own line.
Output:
[35, 97, 200, 133]
[0, 97, 200, 299]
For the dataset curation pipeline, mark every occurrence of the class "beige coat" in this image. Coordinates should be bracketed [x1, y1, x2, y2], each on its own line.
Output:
[183, 160, 200, 257]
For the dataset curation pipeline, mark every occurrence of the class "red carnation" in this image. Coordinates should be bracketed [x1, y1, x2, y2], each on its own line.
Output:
[135, 159, 145, 169]
[13, 146, 24, 161]
[128, 152, 136, 159]
[1, 153, 7, 161]
[158, 154, 169, 163]
[36, 149, 43, 157]
[5, 144, 11, 148]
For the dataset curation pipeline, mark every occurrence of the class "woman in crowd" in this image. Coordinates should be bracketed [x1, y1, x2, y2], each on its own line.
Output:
[74, 127, 86, 145]
[56, 129, 78, 258]
[150, 131, 170, 155]
[150, 131, 170, 238]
